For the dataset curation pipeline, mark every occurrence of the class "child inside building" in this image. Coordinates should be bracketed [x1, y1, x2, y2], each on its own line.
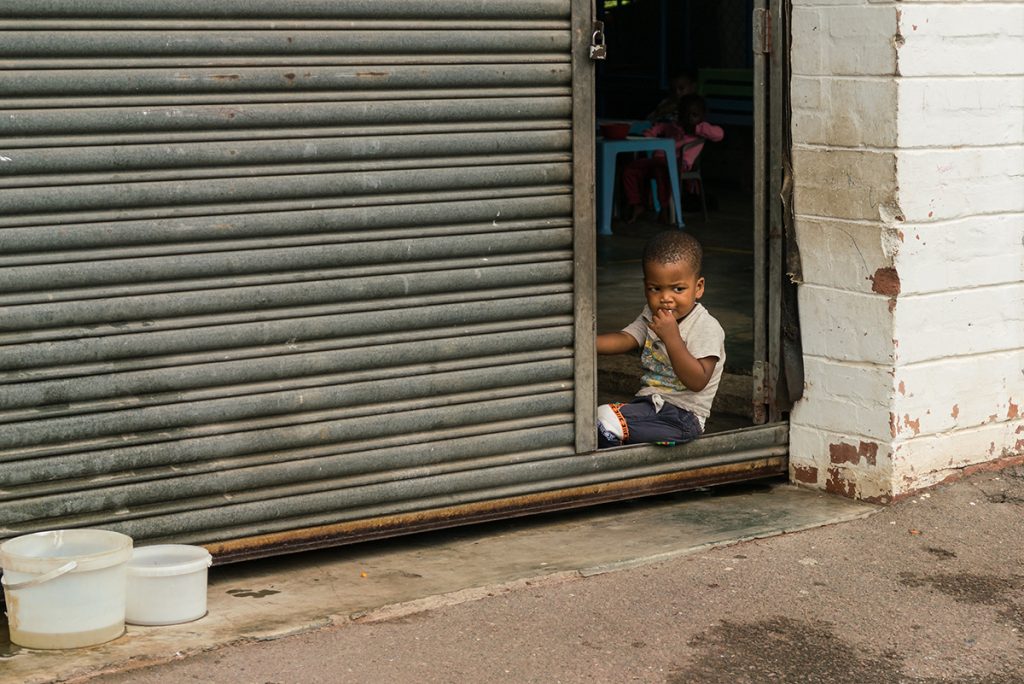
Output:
[596, 231, 725, 448]
[646, 70, 698, 122]
[623, 93, 724, 224]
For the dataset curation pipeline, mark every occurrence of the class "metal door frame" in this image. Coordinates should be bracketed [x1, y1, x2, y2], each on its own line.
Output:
[573, 0, 598, 454]
[580, 0, 793, 433]
[753, 0, 795, 423]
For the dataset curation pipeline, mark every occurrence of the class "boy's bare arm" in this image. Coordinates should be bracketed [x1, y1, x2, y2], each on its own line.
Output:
[649, 309, 716, 391]
[597, 332, 639, 355]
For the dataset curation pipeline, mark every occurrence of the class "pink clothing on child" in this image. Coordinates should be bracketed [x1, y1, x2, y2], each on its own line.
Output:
[623, 157, 673, 206]
[622, 120, 725, 207]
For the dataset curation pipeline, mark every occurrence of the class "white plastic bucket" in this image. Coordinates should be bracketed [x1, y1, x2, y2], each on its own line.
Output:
[125, 545, 212, 626]
[0, 529, 133, 649]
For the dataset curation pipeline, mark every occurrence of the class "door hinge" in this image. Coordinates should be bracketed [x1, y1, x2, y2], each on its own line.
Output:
[752, 8, 771, 54]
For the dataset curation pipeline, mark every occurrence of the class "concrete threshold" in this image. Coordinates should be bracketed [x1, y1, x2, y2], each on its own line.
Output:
[2, 482, 879, 684]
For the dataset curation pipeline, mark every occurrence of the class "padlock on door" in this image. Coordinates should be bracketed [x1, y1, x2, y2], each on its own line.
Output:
[589, 21, 606, 60]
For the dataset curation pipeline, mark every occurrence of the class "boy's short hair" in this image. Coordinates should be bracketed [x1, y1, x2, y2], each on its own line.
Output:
[643, 230, 703, 275]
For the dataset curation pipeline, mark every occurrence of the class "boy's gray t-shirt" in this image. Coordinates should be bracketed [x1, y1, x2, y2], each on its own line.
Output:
[621, 302, 726, 427]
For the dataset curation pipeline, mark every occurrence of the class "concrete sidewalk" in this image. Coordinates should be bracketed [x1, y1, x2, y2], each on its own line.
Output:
[6, 464, 1024, 683]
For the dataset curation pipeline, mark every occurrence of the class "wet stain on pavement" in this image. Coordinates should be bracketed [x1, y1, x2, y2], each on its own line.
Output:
[670, 616, 903, 684]
[924, 546, 957, 560]
[900, 572, 1024, 637]
[898, 572, 1018, 606]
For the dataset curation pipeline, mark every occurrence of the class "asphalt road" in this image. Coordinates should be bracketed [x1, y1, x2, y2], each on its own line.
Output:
[89, 463, 1024, 684]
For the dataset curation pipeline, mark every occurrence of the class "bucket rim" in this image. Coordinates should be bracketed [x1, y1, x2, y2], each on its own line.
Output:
[128, 544, 212, 578]
[0, 529, 133, 574]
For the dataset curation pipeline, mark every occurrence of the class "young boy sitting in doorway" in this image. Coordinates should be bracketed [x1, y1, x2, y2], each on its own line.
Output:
[596, 231, 725, 448]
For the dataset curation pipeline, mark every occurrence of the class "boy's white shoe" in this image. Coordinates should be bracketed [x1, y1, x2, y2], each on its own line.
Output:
[597, 404, 625, 442]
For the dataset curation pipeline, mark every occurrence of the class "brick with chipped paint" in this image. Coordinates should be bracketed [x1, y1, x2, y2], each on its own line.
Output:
[791, 464, 820, 485]
[789, 424, 895, 500]
[829, 441, 880, 466]
[793, 218, 894, 293]
[825, 467, 858, 498]
[894, 216, 1024, 295]
[893, 352, 1023, 435]
[891, 420, 1024, 493]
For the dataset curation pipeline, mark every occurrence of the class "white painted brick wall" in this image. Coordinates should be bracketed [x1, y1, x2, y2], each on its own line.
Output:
[797, 286, 896, 364]
[893, 284, 1024, 364]
[789, 0, 1024, 499]
[895, 216, 1024, 294]
[898, 78, 1024, 147]
[897, 147, 1024, 221]
[794, 356, 895, 441]
[896, 5, 1024, 77]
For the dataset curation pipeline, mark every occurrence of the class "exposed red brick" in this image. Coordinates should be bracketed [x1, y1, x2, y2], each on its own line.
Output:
[792, 465, 819, 484]
[861, 492, 893, 505]
[858, 441, 879, 466]
[888, 297, 897, 314]
[903, 414, 921, 435]
[825, 468, 857, 498]
[829, 442, 858, 465]
[870, 267, 901, 296]
[951, 404, 959, 419]
[890, 412, 899, 438]
[1009, 401, 1019, 419]
[829, 442, 878, 466]
[898, 381, 906, 395]
[925, 453, 1024, 493]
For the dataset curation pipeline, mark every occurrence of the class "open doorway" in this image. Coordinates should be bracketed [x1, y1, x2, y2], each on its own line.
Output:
[594, 0, 762, 435]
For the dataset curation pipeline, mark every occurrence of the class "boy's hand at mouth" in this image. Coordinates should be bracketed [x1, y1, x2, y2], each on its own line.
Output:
[649, 307, 683, 342]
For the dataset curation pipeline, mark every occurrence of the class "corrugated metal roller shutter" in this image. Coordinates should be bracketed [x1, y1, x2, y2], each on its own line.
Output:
[0, 1, 583, 548]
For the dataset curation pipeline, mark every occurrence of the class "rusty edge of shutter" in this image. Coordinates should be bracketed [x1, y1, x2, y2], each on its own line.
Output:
[204, 423, 789, 564]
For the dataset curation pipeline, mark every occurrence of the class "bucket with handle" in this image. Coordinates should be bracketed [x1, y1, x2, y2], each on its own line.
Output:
[0, 529, 133, 649]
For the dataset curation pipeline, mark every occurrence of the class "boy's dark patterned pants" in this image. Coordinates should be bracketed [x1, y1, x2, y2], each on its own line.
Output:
[597, 396, 703, 449]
